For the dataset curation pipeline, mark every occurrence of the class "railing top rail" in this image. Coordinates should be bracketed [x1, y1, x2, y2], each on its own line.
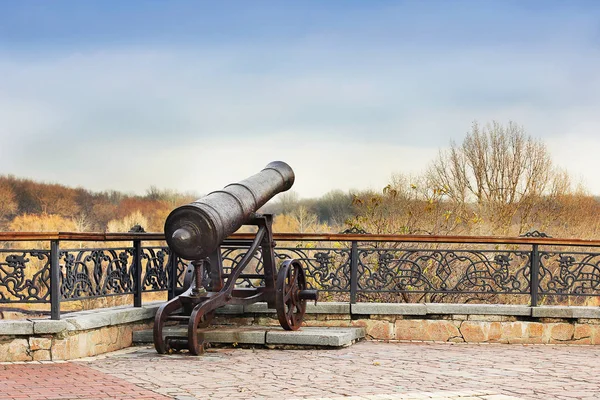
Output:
[261, 233, 600, 247]
[0, 232, 165, 241]
[1, 231, 600, 247]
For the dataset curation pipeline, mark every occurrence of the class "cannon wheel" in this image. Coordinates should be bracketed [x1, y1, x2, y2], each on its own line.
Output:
[275, 259, 307, 331]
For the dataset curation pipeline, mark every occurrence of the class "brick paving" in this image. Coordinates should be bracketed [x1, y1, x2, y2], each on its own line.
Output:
[0, 362, 168, 400]
[2, 342, 600, 399]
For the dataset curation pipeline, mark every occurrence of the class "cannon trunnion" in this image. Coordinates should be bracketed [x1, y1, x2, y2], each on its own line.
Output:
[154, 161, 318, 355]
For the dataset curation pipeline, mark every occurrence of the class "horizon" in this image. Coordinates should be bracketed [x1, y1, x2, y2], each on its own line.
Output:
[2, 1, 600, 197]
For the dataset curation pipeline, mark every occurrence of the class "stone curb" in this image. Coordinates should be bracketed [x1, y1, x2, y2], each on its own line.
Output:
[242, 302, 350, 314]
[1, 301, 164, 336]
[351, 303, 427, 315]
[134, 326, 365, 347]
[32, 320, 69, 334]
[0, 320, 33, 335]
[532, 306, 600, 319]
[425, 303, 532, 316]
[266, 327, 365, 347]
[215, 305, 245, 314]
[4, 302, 600, 338]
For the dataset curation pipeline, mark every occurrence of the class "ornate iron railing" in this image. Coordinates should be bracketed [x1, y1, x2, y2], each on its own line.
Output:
[1, 232, 600, 319]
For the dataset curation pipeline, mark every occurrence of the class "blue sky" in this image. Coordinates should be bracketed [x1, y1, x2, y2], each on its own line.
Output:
[1, 1, 600, 197]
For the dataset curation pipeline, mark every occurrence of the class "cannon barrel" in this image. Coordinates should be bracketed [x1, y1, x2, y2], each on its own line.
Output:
[164, 161, 295, 260]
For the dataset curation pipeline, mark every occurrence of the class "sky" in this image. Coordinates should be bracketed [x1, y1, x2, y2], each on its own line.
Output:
[1, 0, 600, 199]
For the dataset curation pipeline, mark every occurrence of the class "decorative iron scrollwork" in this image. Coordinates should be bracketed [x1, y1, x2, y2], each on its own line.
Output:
[540, 252, 600, 295]
[0, 250, 50, 302]
[520, 230, 551, 238]
[128, 225, 146, 233]
[356, 247, 530, 303]
[341, 227, 369, 234]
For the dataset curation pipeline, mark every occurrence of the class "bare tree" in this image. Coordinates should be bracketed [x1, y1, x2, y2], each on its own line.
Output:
[275, 190, 300, 215]
[428, 121, 567, 234]
[0, 180, 17, 222]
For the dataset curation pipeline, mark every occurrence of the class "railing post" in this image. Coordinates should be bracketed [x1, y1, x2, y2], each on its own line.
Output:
[133, 239, 143, 307]
[50, 240, 61, 320]
[168, 251, 178, 300]
[350, 240, 358, 304]
[530, 244, 540, 307]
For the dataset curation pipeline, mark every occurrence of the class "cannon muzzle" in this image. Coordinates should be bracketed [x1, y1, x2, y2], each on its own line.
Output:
[164, 161, 294, 260]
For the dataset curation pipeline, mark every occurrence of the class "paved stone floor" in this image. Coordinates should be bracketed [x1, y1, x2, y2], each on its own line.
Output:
[2, 341, 600, 399]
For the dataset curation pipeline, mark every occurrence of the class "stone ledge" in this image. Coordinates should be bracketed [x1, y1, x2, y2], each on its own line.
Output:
[135, 325, 365, 347]
[266, 327, 364, 347]
[425, 303, 532, 316]
[307, 302, 349, 314]
[4, 303, 600, 339]
[243, 302, 275, 313]
[215, 304, 245, 314]
[532, 306, 600, 319]
[61, 301, 162, 331]
[243, 302, 349, 314]
[352, 303, 427, 315]
[33, 320, 68, 334]
[0, 320, 33, 335]
[64, 313, 112, 331]
[1, 301, 163, 336]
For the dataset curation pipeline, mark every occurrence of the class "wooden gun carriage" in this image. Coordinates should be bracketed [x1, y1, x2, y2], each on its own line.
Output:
[154, 161, 318, 354]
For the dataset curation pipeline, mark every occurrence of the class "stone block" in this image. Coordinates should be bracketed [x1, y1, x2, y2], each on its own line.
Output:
[51, 338, 68, 360]
[318, 313, 351, 321]
[215, 305, 244, 315]
[108, 307, 156, 325]
[426, 303, 531, 316]
[32, 320, 68, 334]
[530, 306, 600, 319]
[460, 321, 487, 342]
[467, 315, 504, 322]
[32, 349, 51, 361]
[0, 320, 34, 335]
[394, 319, 463, 342]
[500, 322, 525, 343]
[526, 322, 543, 339]
[303, 319, 352, 328]
[488, 322, 502, 341]
[200, 328, 266, 344]
[29, 337, 52, 351]
[395, 320, 426, 341]
[64, 313, 111, 331]
[589, 325, 600, 344]
[116, 325, 133, 350]
[532, 306, 573, 319]
[133, 326, 268, 344]
[254, 317, 281, 326]
[0, 338, 31, 362]
[426, 320, 462, 342]
[266, 327, 364, 347]
[570, 307, 600, 319]
[244, 302, 277, 313]
[134, 325, 364, 347]
[351, 303, 426, 315]
[141, 302, 162, 314]
[213, 316, 255, 326]
[547, 323, 574, 342]
[574, 324, 592, 343]
[351, 319, 393, 340]
[244, 302, 350, 314]
[306, 302, 350, 314]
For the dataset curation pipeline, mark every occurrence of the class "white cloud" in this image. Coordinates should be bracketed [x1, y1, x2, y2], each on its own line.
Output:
[1, 36, 600, 197]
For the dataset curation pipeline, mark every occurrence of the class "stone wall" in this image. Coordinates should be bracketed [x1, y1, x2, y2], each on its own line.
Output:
[3, 302, 600, 362]
[0, 303, 158, 362]
[210, 302, 600, 345]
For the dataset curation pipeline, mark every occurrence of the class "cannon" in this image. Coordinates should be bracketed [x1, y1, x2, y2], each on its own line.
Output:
[154, 161, 318, 354]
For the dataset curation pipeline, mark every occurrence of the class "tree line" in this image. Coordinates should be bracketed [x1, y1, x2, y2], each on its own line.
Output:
[1, 121, 599, 239]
